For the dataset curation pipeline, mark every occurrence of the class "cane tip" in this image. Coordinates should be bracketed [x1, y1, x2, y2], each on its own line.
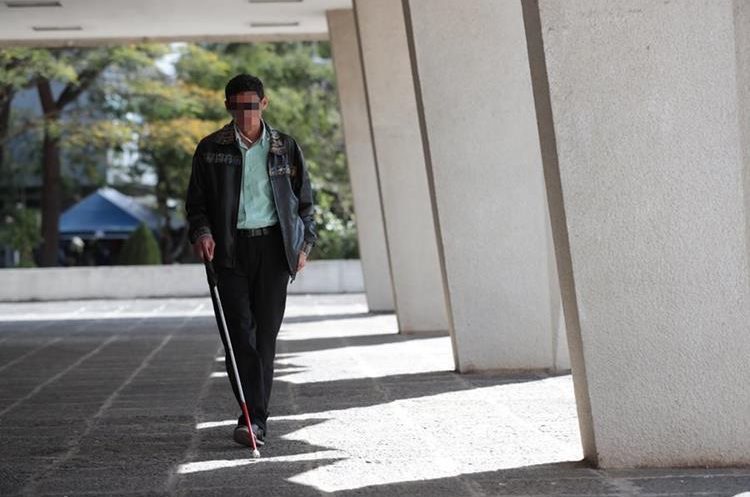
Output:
[252, 449, 261, 459]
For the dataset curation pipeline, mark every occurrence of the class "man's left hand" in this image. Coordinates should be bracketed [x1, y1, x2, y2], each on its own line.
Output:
[296, 251, 307, 272]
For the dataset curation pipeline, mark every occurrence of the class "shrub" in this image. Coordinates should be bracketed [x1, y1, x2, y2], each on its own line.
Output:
[117, 222, 161, 265]
[0, 205, 41, 267]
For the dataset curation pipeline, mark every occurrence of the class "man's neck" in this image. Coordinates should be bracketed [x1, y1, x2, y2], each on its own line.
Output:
[236, 121, 263, 145]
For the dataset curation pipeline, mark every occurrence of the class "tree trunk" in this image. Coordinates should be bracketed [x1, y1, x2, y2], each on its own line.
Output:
[37, 78, 61, 267]
[155, 162, 172, 264]
[0, 87, 12, 174]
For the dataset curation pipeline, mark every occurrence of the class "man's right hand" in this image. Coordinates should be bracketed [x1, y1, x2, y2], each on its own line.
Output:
[193, 235, 215, 262]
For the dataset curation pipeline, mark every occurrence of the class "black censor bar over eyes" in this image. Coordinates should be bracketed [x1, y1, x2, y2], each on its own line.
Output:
[228, 102, 261, 110]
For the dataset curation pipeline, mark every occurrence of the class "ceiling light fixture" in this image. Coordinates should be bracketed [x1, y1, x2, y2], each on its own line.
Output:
[32, 25, 82, 31]
[250, 21, 300, 28]
[5, 1, 62, 7]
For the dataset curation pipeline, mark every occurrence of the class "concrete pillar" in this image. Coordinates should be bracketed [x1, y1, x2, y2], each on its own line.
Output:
[401, 0, 567, 372]
[523, 0, 750, 466]
[352, 0, 448, 334]
[326, 9, 395, 313]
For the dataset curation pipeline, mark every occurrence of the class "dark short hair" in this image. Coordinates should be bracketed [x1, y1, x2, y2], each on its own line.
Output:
[225, 73, 265, 100]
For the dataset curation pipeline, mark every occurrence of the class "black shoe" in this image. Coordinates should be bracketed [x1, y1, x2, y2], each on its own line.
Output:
[233, 423, 265, 447]
[252, 423, 266, 445]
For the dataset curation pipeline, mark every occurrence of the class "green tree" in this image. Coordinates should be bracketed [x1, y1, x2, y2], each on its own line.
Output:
[0, 48, 75, 168]
[0, 49, 76, 244]
[33, 44, 166, 267]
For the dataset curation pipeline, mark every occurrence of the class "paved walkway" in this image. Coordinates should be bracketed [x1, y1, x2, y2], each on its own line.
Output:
[1, 294, 749, 496]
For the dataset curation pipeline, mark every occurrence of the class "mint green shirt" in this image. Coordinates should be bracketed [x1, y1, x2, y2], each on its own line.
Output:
[235, 121, 279, 229]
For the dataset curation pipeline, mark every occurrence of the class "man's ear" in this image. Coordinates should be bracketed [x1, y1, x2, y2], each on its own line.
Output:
[261, 96, 269, 111]
[224, 99, 230, 112]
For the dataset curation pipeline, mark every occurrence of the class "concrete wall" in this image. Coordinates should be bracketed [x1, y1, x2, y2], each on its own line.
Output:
[523, 0, 750, 466]
[734, 0, 750, 267]
[353, 0, 449, 334]
[0, 260, 365, 302]
[327, 8, 395, 313]
[403, 0, 568, 372]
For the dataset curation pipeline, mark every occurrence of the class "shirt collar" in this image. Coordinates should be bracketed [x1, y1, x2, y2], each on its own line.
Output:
[234, 120, 267, 149]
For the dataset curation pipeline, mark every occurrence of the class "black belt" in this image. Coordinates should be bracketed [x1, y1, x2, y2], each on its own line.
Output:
[237, 224, 279, 237]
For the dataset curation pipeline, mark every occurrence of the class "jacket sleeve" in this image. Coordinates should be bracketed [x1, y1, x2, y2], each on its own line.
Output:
[292, 139, 317, 257]
[185, 142, 213, 244]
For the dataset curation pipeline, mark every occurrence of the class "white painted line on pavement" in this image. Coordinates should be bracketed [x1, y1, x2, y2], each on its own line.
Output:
[0, 335, 119, 418]
[0, 337, 63, 374]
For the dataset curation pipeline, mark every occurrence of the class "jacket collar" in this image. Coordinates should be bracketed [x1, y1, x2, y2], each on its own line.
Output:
[210, 120, 286, 156]
[209, 121, 236, 145]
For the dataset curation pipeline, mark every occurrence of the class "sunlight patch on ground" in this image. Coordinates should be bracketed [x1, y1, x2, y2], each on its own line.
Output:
[195, 420, 236, 430]
[275, 336, 454, 384]
[266, 377, 582, 493]
[177, 450, 346, 474]
[280, 313, 398, 339]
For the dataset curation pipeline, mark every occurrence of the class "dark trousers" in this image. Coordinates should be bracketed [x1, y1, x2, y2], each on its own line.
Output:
[210, 224, 289, 431]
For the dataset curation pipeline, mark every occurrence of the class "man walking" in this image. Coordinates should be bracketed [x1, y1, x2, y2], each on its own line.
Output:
[185, 73, 316, 446]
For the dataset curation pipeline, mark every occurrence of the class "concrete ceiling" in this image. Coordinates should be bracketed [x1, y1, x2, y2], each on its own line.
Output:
[0, 0, 352, 47]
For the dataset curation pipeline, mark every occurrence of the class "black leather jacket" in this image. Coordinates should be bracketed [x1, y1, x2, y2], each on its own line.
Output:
[185, 121, 317, 282]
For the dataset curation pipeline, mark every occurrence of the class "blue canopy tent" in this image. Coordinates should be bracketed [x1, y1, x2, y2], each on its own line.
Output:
[59, 187, 161, 241]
